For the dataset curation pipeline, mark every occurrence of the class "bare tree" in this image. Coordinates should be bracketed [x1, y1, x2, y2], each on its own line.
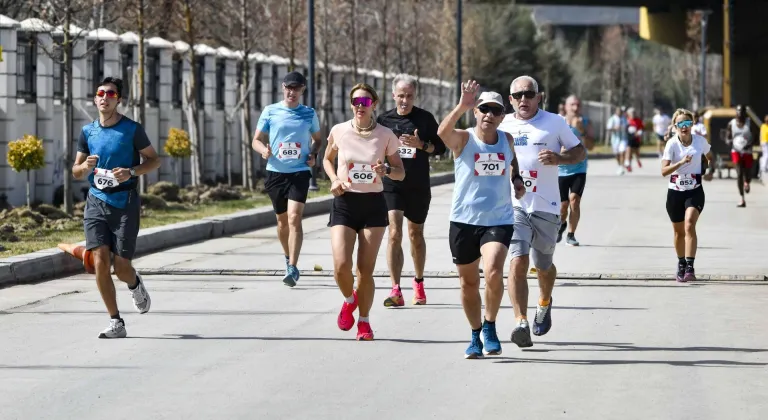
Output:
[178, 0, 203, 186]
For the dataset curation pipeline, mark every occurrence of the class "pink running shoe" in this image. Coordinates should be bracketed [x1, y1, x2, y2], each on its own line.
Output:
[412, 279, 427, 305]
[383, 285, 404, 307]
[356, 321, 374, 341]
[337, 290, 358, 331]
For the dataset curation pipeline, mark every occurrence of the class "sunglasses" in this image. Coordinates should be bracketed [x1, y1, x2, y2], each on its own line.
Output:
[676, 120, 693, 129]
[351, 97, 374, 108]
[510, 90, 536, 100]
[478, 104, 504, 116]
[96, 89, 118, 98]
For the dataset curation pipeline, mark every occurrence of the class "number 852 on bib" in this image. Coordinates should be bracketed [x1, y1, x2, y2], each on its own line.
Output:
[474, 153, 506, 176]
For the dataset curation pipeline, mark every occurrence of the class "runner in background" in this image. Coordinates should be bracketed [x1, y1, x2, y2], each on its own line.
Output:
[652, 107, 671, 158]
[557, 94, 593, 246]
[625, 107, 644, 172]
[760, 115, 768, 176]
[377, 74, 446, 307]
[323, 83, 405, 341]
[725, 105, 754, 207]
[661, 108, 714, 282]
[606, 107, 628, 175]
[252, 71, 322, 287]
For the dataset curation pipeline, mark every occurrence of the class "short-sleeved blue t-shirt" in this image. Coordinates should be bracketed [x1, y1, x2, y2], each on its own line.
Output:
[558, 116, 589, 176]
[256, 102, 320, 173]
[77, 116, 151, 209]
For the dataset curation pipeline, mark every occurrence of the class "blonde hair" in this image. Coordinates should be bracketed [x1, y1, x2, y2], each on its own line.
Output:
[349, 83, 379, 104]
[671, 108, 695, 124]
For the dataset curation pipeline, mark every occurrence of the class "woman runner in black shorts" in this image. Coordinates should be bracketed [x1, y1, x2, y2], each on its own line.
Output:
[661, 108, 715, 282]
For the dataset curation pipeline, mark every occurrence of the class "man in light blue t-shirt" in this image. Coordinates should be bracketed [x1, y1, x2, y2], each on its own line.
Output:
[252, 71, 322, 287]
[557, 95, 593, 246]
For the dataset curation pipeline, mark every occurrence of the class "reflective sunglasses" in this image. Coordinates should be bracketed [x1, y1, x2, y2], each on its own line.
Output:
[351, 97, 374, 108]
[96, 89, 118, 98]
[676, 120, 693, 129]
[510, 90, 536, 100]
[478, 104, 504, 116]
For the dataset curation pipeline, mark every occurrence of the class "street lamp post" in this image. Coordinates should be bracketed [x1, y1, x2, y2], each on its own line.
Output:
[700, 9, 711, 110]
[456, 0, 462, 103]
[308, 0, 319, 190]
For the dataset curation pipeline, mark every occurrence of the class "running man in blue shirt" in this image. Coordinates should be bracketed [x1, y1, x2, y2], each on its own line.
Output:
[252, 71, 322, 287]
[73, 77, 161, 339]
[557, 95, 594, 246]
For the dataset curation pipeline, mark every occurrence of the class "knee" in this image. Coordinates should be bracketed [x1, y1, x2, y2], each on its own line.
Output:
[334, 258, 353, 274]
[287, 212, 302, 229]
[684, 220, 696, 236]
[560, 202, 568, 214]
[389, 227, 403, 244]
[408, 226, 424, 245]
[92, 246, 111, 270]
[276, 215, 289, 230]
[460, 276, 480, 290]
[569, 196, 581, 209]
[113, 256, 134, 278]
[510, 256, 529, 278]
[356, 258, 375, 276]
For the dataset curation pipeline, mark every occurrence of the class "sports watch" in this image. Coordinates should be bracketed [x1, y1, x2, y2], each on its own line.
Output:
[130, 168, 136, 177]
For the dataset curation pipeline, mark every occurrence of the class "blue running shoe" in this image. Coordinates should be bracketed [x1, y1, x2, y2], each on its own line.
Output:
[533, 298, 552, 336]
[482, 320, 502, 355]
[283, 265, 299, 287]
[464, 329, 484, 359]
[511, 320, 533, 348]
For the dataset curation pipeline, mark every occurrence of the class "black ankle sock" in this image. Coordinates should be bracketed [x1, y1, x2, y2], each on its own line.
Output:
[484, 318, 495, 325]
[685, 257, 695, 268]
[678, 257, 686, 266]
[414, 277, 424, 283]
[128, 275, 140, 290]
[472, 327, 482, 333]
[110, 313, 122, 321]
[567, 232, 575, 238]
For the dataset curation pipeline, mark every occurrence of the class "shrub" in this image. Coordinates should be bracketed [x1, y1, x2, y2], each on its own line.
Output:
[6, 134, 45, 207]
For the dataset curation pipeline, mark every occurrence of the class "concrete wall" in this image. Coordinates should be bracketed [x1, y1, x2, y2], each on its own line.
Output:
[0, 16, 455, 207]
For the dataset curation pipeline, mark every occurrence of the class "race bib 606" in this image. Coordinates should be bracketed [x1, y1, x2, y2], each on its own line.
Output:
[474, 153, 505, 176]
[348, 163, 377, 184]
[519, 170, 538, 192]
[277, 142, 301, 160]
[93, 168, 119, 190]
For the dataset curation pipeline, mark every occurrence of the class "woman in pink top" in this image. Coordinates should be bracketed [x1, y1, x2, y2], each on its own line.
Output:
[322, 83, 405, 341]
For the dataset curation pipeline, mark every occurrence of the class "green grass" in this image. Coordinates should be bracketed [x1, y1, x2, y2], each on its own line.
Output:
[0, 180, 332, 258]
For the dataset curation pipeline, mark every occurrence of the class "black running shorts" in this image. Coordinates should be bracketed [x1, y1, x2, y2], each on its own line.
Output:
[449, 221, 515, 265]
[328, 192, 388, 232]
[264, 170, 311, 214]
[83, 190, 141, 260]
[558, 173, 587, 202]
[666, 186, 705, 223]
[383, 188, 432, 225]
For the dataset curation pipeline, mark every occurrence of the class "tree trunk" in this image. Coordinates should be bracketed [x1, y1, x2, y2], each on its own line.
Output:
[137, 0, 147, 193]
[395, 0, 404, 73]
[184, 0, 203, 186]
[350, 0, 358, 79]
[63, 9, 74, 215]
[379, 0, 388, 110]
[26, 171, 31, 208]
[176, 158, 182, 186]
[240, 0, 253, 190]
[289, 0, 295, 71]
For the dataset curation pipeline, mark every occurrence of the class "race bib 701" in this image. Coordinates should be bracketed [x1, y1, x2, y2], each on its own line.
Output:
[93, 168, 119, 190]
[474, 153, 505, 176]
[348, 163, 377, 184]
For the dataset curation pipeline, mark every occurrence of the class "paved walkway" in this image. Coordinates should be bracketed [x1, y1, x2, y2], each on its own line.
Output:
[1, 159, 766, 419]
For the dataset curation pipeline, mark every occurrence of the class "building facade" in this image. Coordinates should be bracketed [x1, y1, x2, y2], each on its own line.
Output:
[0, 15, 454, 207]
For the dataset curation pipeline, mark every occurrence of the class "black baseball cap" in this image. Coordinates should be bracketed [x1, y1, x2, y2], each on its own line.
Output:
[283, 71, 307, 87]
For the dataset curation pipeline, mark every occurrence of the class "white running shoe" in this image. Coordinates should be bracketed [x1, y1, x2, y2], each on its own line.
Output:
[98, 318, 127, 339]
[130, 273, 152, 314]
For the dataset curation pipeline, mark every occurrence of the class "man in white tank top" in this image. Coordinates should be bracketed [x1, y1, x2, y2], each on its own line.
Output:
[726, 105, 754, 207]
[498, 75, 585, 348]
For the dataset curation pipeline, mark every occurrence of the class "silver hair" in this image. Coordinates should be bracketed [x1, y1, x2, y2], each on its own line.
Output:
[392, 74, 419, 93]
[509, 75, 539, 93]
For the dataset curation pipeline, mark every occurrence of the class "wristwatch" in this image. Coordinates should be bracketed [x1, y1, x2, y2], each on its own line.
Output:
[385, 165, 392, 175]
[129, 168, 136, 177]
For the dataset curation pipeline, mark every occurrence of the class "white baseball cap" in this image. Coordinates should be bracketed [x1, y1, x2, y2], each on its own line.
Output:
[477, 91, 504, 108]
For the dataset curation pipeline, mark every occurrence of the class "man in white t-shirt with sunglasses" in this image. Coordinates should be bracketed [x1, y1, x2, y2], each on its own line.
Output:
[498, 75, 586, 348]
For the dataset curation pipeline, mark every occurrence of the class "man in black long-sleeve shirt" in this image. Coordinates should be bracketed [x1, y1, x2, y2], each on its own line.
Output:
[377, 74, 447, 307]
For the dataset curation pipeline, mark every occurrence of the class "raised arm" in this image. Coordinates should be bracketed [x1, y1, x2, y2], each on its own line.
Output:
[437, 80, 480, 156]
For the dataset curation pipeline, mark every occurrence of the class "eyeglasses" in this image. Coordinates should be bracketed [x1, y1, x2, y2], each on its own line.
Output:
[510, 90, 536, 100]
[478, 104, 504, 116]
[96, 89, 118, 98]
[351, 97, 374, 108]
[676, 120, 693, 129]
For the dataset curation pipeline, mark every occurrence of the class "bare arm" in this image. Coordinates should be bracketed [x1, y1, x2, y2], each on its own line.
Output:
[133, 145, 161, 176]
[251, 130, 269, 155]
[437, 104, 470, 156]
[322, 134, 339, 182]
[559, 143, 586, 165]
[506, 133, 525, 199]
[72, 152, 90, 180]
[661, 156, 691, 177]
[310, 131, 323, 157]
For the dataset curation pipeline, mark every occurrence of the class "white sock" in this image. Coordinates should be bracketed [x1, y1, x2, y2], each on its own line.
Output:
[344, 295, 355, 304]
[359, 316, 369, 323]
